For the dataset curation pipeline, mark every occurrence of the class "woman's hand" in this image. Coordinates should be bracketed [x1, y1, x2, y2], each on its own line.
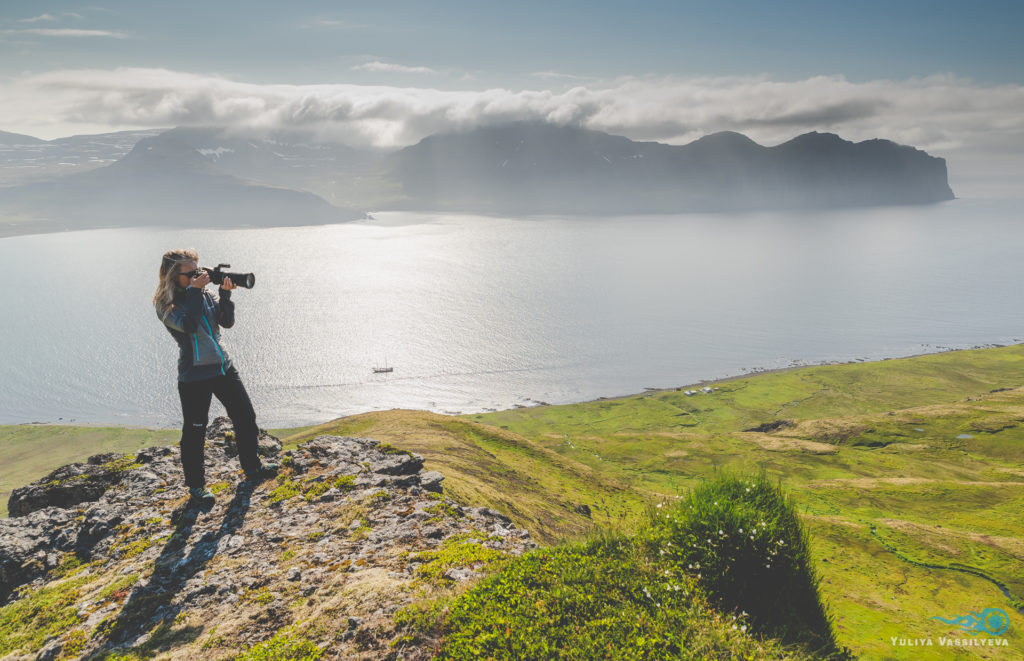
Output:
[220, 276, 237, 291]
[190, 270, 211, 289]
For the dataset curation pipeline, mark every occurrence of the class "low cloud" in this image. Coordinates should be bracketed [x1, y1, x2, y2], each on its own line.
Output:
[19, 14, 57, 23]
[2, 68, 1022, 160]
[352, 61, 438, 75]
[303, 18, 364, 29]
[531, 71, 592, 81]
[8, 28, 130, 38]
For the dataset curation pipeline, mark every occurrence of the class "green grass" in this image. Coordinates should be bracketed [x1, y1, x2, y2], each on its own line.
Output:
[463, 346, 1024, 659]
[233, 628, 322, 660]
[637, 472, 835, 651]
[278, 410, 640, 544]
[0, 575, 94, 655]
[422, 473, 836, 660]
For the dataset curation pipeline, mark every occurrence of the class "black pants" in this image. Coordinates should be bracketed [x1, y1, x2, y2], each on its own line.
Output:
[177, 369, 260, 488]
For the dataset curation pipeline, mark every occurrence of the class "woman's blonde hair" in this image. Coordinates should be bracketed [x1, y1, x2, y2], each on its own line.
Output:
[153, 248, 199, 320]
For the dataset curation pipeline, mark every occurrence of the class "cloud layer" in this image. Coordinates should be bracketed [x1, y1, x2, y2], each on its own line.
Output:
[3, 67, 1023, 159]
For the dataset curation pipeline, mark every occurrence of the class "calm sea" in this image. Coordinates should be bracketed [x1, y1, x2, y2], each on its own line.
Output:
[2, 198, 1023, 428]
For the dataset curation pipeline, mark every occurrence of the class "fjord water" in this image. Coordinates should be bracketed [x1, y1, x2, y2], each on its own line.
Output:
[2, 198, 1023, 428]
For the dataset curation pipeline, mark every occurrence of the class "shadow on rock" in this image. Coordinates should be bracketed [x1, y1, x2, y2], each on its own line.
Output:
[89, 482, 255, 657]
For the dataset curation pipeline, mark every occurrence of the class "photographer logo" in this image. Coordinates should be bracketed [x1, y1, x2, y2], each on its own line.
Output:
[890, 608, 1011, 649]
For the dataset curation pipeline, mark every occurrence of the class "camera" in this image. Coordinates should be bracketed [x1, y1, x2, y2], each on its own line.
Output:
[203, 263, 256, 289]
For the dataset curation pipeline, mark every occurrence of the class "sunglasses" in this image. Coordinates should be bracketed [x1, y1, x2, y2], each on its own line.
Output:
[179, 269, 204, 279]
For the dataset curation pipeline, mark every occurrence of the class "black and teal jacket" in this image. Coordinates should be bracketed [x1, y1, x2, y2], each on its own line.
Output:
[158, 285, 235, 382]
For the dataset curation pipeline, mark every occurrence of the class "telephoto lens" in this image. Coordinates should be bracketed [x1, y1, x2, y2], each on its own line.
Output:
[206, 264, 256, 289]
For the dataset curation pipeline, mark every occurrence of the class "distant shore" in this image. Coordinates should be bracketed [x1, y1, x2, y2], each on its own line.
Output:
[4, 342, 1017, 431]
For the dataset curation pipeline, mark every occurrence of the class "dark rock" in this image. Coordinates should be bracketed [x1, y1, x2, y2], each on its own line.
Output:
[371, 452, 424, 476]
[744, 419, 796, 433]
[0, 507, 79, 604]
[87, 452, 123, 465]
[7, 455, 133, 518]
[75, 505, 124, 557]
[206, 416, 282, 458]
[136, 446, 174, 464]
[419, 471, 445, 493]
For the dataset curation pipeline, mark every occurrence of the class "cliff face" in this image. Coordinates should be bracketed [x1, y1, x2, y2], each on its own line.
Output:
[0, 418, 534, 660]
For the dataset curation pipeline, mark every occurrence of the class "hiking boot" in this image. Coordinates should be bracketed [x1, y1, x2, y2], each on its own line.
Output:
[188, 486, 216, 508]
[242, 462, 280, 484]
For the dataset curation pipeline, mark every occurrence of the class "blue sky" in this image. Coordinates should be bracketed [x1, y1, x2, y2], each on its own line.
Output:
[3, 1, 1022, 85]
[1, 0, 1023, 193]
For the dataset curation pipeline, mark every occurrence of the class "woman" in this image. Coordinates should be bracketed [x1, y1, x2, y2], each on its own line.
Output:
[153, 249, 277, 506]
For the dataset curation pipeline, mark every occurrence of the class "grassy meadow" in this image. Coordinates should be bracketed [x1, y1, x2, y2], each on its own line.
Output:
[287, 346, 1024, 659]
[3, 345, 1024, 658]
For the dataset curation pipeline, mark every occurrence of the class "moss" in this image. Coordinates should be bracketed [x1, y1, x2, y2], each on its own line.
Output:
[90, 621, 203, 660]
[368, 489, 392, 503]
[234, 628, 323, 660]
[58, 628, 89, 660]
[377, 442, 414, 457]
[99, 574, 140, 603]
[112, 535, 157, 559]
[266, 477, 300, 504]
[301, 478, 333, 502]
[349, 526, 372, 541]
[425, 502, 462, 519]
[244, 588, 276, 605]
[0, 575, 93, 655]
[394, 597, 452, 633]
[412, 539, 508, 581]
[102, 455, 143, 473]
[332, 474, 356, 491]
[49, 552, 87, 579]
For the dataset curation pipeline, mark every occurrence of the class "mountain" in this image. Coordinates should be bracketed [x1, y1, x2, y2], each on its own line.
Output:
[0, 130, 164, 187]
[150, 126, 390, 207]
[0, 131, 362, 232]
[0, 130, 46, 145]
[388, 122, 955, 213]
[0, 122, 956, 235]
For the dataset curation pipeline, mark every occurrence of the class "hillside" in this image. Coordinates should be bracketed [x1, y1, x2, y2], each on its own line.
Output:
[2, 346, 1023, 658]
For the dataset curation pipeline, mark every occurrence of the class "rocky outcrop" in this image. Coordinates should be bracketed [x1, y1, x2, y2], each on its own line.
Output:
[7, 453, 139, 518]
[0, 418, 534, 660]
[6, 421, 281, 519]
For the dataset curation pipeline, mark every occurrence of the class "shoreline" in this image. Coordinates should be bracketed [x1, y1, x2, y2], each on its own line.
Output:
[4, 342, 1016, 431]
[610, 342, 1015, 401]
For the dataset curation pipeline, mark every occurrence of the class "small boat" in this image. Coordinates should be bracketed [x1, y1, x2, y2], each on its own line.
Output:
[372, 366, 393, 373]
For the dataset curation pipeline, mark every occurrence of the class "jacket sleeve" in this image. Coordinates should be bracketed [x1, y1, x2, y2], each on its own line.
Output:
[159, 288, 205, 333]
[217, 288, 235, 328]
